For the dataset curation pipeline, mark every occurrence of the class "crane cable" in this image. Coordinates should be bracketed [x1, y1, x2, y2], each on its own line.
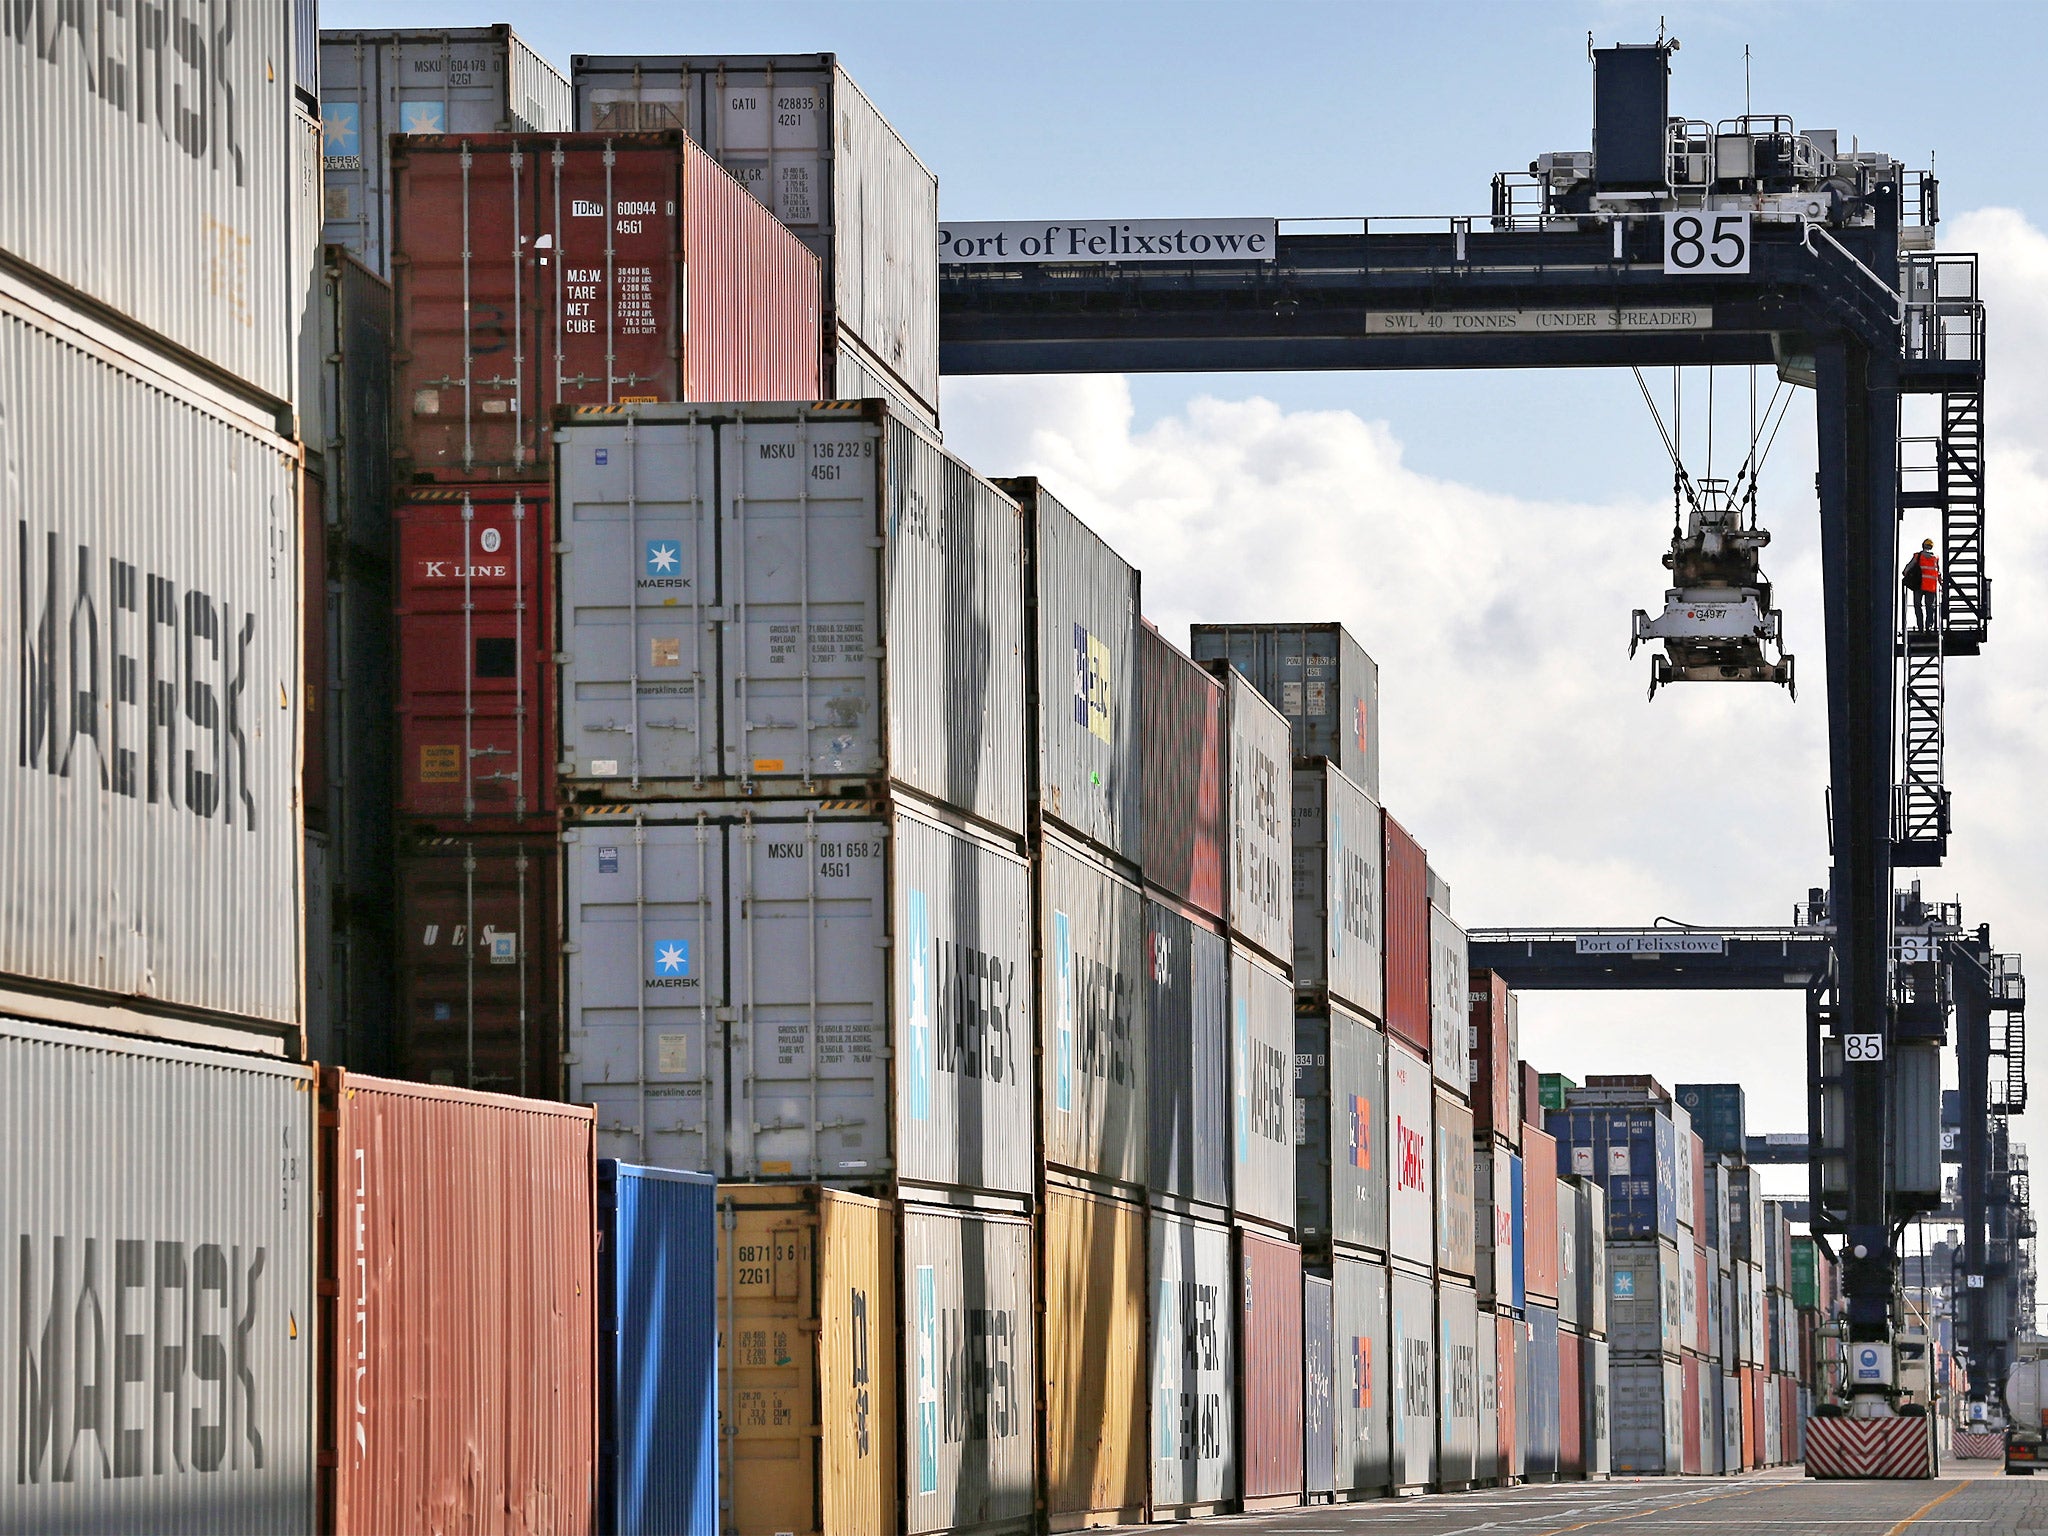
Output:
[1632, 363, 1798, 522]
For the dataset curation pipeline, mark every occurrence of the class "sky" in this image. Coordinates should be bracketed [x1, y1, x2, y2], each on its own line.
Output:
[328, 2, 2048, 1228]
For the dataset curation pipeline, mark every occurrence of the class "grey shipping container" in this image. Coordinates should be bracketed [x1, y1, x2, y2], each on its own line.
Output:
[1581, 1180, 1609, 1337]
[1007, 477, 1141, 862]
[1523, 1303, 1561, 1479]
[903, 1205, 1035, 1534]
[1722, 1373, 1743, 1474]
[1146, 895, 1229, 1213]
[1039, 827, 1146, 1190]
[1681, 1237, 1700, 1352]
[1611, 1358, 1684, 1474]
[1304, 1274, 1336, 1497]
[0, 284, 303, 1042]
[1437, 1280, 1482, 1487]
[1216, 665, 1293, 966]
[1232, 943, 1295, 1232]
[1290, 760, 1384, 1017]
[1296, 1005, 1388, 1253]
[1389, 1267, 1437, 1491]
[305, 830, 334, 1061]
[555, 401, 1029, 836]
[1436, 1090, 1477, 1279]
[1429, 903, 1470, 1095]
[5, 0, 301, 403]
[317, 26, 571, 277]
[1388, 1038, 1435, 1269]
[1557, 1181, 1582, 1330]
[563, 799, 1034, 1197]
[1609, 1238, 1683, 1358]
[1151, 1212, 1238, 1514]
[1675, 1082, 1747, 1157]
[1477, 1141, 1515, 1309]
[570, 53, 940, 419]
[1332, 1252, 1391, 1497]
[1189, 621, 1380, 799]
[1475, 1309, 1499, 1485]
[0, 1017, 316, 1533]
[1586, 1334, 1612, 1476]
[1674, 1103, 1695, 1228]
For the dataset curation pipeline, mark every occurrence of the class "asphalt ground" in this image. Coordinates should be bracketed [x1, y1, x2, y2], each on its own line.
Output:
[1165, 1461, 2048, 1534]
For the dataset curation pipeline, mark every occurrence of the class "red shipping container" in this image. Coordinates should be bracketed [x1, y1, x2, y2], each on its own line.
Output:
[304, 468, 330, 827]
[1681, 1353, 1703, 1474]
[1744, 1366, 1764, 1467]
[1468, 969, 1514, 1139]
[1521, 1062, 1543, 1129]
[1139, 621, 1226, 918]
[1780, 1376, 1800, 1462]
[1523, 1129, 1560, 1302]
[318, 1070, 597, 1535]
[393, 131, 821, 483]
[395, 485, 556, 820]
[1558, 1327, 1583, 1477]
[1239, 1228, 1306, 1506]
[1383, 812, 1429, 1056]
[1584, 1073, 1671, 1104]
[397, 833, 561, 1099]
[1497, 1314, 1519, 1477]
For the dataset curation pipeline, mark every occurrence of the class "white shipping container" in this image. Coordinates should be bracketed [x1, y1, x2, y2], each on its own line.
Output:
[1039, 827, 1146, 1188]
[1151, 1212, 1238, 1512]
[1220, 666, 1292, 967]
[1389, 1268, 1437, 1491]
[0, 282, 301, 1037]
[1429, 903, 1469, 1095]
[1231, 943, 1294, 1231]
[1290, 760, 1383, 1017]
[1437, 1280, 1481, 1486]
[1387, 1038, 1436, 1268]
[1477, 1141, 1515, 1308]
[1435, 1089, 1476, 1280]
[0, 1017, 316, 1533]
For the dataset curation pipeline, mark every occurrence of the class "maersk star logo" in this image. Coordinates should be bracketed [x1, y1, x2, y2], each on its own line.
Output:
[645, 540, 682, 577]
[400, 101, 447, 135]
[322, 102, 359, 157]
[651, 939, 690, 977]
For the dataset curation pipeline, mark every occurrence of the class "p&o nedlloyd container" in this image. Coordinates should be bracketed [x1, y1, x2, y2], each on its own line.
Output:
[1290, 759, 1384, 1018]
[554, 401, 1028, 835]
[0, 1018, 316, 1535]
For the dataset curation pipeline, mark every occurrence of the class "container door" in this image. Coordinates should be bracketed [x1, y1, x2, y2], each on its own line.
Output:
[1039, 834, 1147, 1190]
[1475, 1313, 1499, 1484]
[1239, 1232, 1305, 1502]
[1334, 1255, 1392, 1497]
[1587, 1336, 1611, 1476]
[1150, 1214, 1237, 1511]
[1231, 947, 1296, 1230]
[1145, 900, 1229, 1212]
[1303, 1275, 1336, 1496]
[1436, 1281, 1480, 1485]
[1390, 1268, 1437, 1489]
[1044, 1189, 1147, 1526]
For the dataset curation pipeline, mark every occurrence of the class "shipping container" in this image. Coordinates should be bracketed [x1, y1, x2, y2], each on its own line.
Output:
[1239, 1229, 1305, 1507]
[565, 799, 1033, 1193]
[6, 3, 300, 402]
[1304, 1274, 1336, 1499]
[318, 1072, 597, 1535]
[1388, 1038, 1436, 1269]
[599, 1162, 717, 1536]
[1722, 1373, 1743, 1475]
[1703, 1360, 1723, 1474]
[1429, 905, 1470, 1095]
[394, 484, 555, 819]
[393, 132, 820, 481]
[1761, 1371, 1781, 1465]
[1436, 1090, 1477, 1279]
[1548, 1104, 1680, 1241]
[1577, 1073, 1672, 1105]
[0, 1018, 316, 1534]
[1691, 1133, 1707, 1241]
[1476, 1310, 1500, 1485]
[1737, 1262, 1761, 1367]
[571, 53, 940, 420]
[1138, 622, 1226, 918]
[0, 285, 302, 1040]
[1702, 1159, 1733, 1252]
[1740, 1365, 1759, 1468]
[304, 467, 333, 830]
[1216, 665, 1292, 967]
[1043, 1188, 1147, 1529]
[1233, 944, 1296, 1232]
[1559, 1326, 1584, 1477]
[1681, 1352, 1703, 1474]
[1389, 1268, 1437, 1491]
[902, 1206, 1034, 1534]
[1580, 1181, 1610, 1338]
[1468, 969, 1517, 1139]
[556, 402, 1027, 833]
[1726, 1165, 1764, 1264]
[1498, 1312, 1522, 1481]
[1680, 1237, 1700, 1355]
[1608, 1239, 1683, 1358]
[1383, 813, 1429, 1057]
[1477, 1141, 1516, 1309]
[1709, 1260, 1728, 1370]
[1556, 1180, 1581, 1330]
[1780, 1375, 1801, 1464]
[1611, 1358, 1684, 1474]
[1438, 1280, 1482, 1487]
[1150, 1212, 1237, 1515]
[1510, 1154, 1527, 1311]
[1763, 1200, 1791, 1293]
[1188, 621, 1380, 797]
[1586, 1335, 1612, 1477]
[1146, 894, 1229, 1214]
[1040, 828, 1146, 1191]
[396, 832, 560, 1097]
[718, 1184, 897, 1536]
[1523, 1304, 1561, 1479]
[1296, 1002, 1388, 1253]
[1792, 1235, 1822, 1310]
[1523, 1131, 1560, 1303]
[1535, 1066, 1567, 1115]
[1332, 1252, 1392, 1498]
[1007, 477, 1140, 862]
[1695, 1244, 1711, 1355]
[318, 27, 571, 276]
[1673, 1106, 1695, 1229]
[306, 827, 337, 1062]
[1290, 760, 1384, 1016]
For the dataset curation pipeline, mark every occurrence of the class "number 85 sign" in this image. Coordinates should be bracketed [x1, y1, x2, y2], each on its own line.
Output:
[1663, 211, 1752, 275]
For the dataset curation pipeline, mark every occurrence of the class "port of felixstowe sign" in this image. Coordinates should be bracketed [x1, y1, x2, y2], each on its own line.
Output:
[940, 219, 1279, 262]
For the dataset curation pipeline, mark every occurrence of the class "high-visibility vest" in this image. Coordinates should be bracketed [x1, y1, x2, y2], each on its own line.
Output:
[1916, 551, 1939, 591]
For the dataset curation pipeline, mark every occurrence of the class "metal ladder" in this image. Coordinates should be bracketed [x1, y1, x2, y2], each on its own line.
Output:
[1991, 953, 2028, 1114]
[1941, 389, 1989, 653]
[1893, 626, 1947, 866]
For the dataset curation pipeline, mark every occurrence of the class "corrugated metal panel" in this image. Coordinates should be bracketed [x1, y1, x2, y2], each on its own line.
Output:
[1523, 1305, 1560, 1478]
[1145, 895, 1229, 1213]
[1428, 905, 1469, 1095]
[1681, 1352, 1703, 1474]
[830, 323, 940, 435]
[1188, 622, 1379, 799]
[318, 27, 571, 276]
[599, 1162, 717, 1535]
[1217, 667, 1291, 965]
[1581, 1181, 1609, 1337]
[1681, 1240, 1700, 1354]
[0, 285, 302, 1033]
[717, 1184, 897, 1536]
[1238, 1229, 1304, 1502]
[1556, 1181, 1581, 1328]
[306, 829, 335, 1060]
[303, 468, 332, 826]
[1389, 1268, 1436, 1490]
[1332, 1253, 1390, 1496]
[1435, 1090, 1476, 1279]
[1042, 1188, 1147, 1529]
[1303, 1275, 1335, 1497]
[1610, 1358, 1683, 1474]
[0, 1018, 315, 1534]
[1149, 1212, 1236, 1512]
[1673, 1106, 1694, 1229]
[1006, 478, 1140, 862]
[1138, 623, 1225, 919]
[4, 3, 298, 401]
[1039, 829, 1146, 1190]
[1468, 969, 1514, 1137]
[1548, 1105, 1680, 1241]
[1510, 1155, 1526, 1311]
[1231, 945, 1294, 1232]
[1499, 1313, 1522, 1479]
[1559, 1326, 1584, 1476]
[1436, 1280, 1480, 1485]
[1477, 1143, 1514, 1308]
[1382, 814, 1429, 1057]
[319, 1071, 597, 1535]
[1606, 1239, 1682, 1358]
[1387, 1039, 1434, 1269]
[1721, 1372, 1742, 1474]
[293, 109, 325, 435]
[1290, 762, 1382, 1017]
[1475, 1307, 1499, 1485]
[1587, 1335, 1612, 1476]
[1891, 1040, 1943, 1195]
[1523, 1130, 1560, 1302]
[902, 1206, 1034, 1535]
[1675, 1082, 1748, 1157]
[1296, 1005, 1386, 1253]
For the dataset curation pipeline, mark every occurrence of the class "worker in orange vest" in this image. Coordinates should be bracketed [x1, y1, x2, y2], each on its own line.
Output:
[1902, 538, 1939, 631]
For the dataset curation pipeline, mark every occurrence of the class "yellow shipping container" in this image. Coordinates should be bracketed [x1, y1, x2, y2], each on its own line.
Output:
[719, 1184, 899, 1536]
[1042, 1185, 1149, 1529]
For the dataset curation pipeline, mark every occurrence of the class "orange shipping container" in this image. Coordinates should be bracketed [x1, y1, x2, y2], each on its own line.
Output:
[1522, 1130, 1560, 1303]
[1043, 1188, 1148, 1529]
[1741, 1365, 1761, 1469]
[318, 1071, 598, 1535]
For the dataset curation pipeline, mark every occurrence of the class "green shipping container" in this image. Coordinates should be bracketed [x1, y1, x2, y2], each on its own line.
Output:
[1539, 1073, 1578, 1113]
[1790, 1236, 1819, 1310]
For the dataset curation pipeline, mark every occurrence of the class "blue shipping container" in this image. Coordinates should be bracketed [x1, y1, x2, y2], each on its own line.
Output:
[1510, 1154, 1527, 1312]
[1546, 1107, 1678, 1241]
[1523, 1304, 1561, 1478]
[599, 1161, 719, 1536]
